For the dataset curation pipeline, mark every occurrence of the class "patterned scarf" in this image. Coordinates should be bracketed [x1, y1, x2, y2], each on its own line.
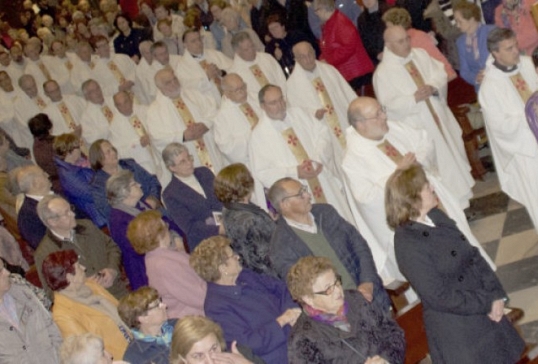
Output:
[131, 320, 175, 346]
[303, 301, 350, 332]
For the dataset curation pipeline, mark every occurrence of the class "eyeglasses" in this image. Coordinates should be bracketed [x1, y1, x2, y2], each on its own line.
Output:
[313, 275, 342, 296]
[282, 185, 309, 201]
[176, 154, 194, 167]
[146, 297, 163, 312]
[359, 106, 387, 121]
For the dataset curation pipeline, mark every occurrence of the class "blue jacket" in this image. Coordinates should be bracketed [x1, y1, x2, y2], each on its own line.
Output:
[162, 167, 222, 251]
[91, 159, 161, 223]
[205, 269, 297, 364]
[55, 157, 106, 227]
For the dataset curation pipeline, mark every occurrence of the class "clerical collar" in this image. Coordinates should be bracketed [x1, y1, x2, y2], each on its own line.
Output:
[493, 60, 517, 73]
[285, 213, 317, 233]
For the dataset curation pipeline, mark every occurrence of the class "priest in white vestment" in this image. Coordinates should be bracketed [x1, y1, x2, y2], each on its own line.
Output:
[374, 26, 474, 209]
[80, 79, 115, 145]
[92, 36, 137, 98]
[47, 40, 77, 95]
[175, 29, 233, 106]
[147, 68, 223, 185]
[229, 32, 287, 96]
[0, 72, 26, 148]
[136, 41, 155, 104]
[14, 74, 48, 149]
[479, 28, 538, 232]
[112, 91, 162, 180]
[287, 41, 357, 154]
[71, 42, 98, 96]
[343, 97, 495, 282]
[214, 73, 261, 166]
[249, 84, 353, 223]
[0, 49, 23, 86]
[42, 80, 84, 136]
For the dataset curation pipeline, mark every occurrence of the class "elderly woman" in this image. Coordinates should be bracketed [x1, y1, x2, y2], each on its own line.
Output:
[128, 210, 206, 319]
[41, 250, 130, 360]
[454, 2, 496, 90]
[386, 164, 525, 363]
[53, 133, 106, 227]
[162, 142, 223, 251]
[60, 333, 115, 364]
[170, 315, 262, 364]
[118, 286, 177, 364]
[286, 256, 405, 364]
[190, 236, 300, 363]
[220, 8, 264, 58]
[90, 139, 161, 224]
[382, 7, 457, 81]
[214, 163, 275, 276]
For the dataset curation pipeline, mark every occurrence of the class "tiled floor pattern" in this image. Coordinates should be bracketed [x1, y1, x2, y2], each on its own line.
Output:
[467, 172, 538, 344]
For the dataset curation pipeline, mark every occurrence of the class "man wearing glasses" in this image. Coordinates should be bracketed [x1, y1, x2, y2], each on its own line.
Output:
[267, 177, 390, 310]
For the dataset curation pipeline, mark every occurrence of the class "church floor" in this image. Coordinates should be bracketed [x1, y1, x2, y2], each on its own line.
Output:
[468, 169, 538, 345]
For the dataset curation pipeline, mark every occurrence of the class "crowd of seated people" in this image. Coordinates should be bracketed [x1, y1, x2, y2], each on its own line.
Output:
[0, 0, 536, 362]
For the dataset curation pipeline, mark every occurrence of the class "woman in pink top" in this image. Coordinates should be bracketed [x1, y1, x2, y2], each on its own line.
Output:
[495, 0, 538, 55]
[382, 7, 457, 81]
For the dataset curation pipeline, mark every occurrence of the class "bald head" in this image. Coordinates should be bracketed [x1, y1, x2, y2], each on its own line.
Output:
[384, 25, 411, 58]
[347, 97, 388, 140]
[292, 41, 317, 72]
[19, 74, 38, 98]
[113, 90, 133, 116]
[139, 40, 153, 63]
[222, 73, 247, 103]
[155, 68, 181, 98]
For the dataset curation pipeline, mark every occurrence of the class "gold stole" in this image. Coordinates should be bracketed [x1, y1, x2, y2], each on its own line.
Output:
[377, 140, 403, 163]
[312, 77, 345, 149]
[65, 60, 73, 71]
[38, 61, 52, 80]
[509, 72, 533, 103]
[404, 60, 444, 137]
[58, 102, 77, 131]
[35, 96, 47, 109]
[129, 114, 160, 164]
[108, 60, 126, 84]
[281, 127, 327, 203]
[101, 105, 114, 124]
[249, 64, 269, 87]
[199, 59, 222, 93]
[173, 97, 214, 171]
[239, 102, 259, 129]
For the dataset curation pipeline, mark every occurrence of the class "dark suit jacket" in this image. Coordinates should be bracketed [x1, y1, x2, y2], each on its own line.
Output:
[270, 203, 389, 309]
[395, 208, 524, 363]
[162, 167, 222, 251]
[17, 196, 47, 250]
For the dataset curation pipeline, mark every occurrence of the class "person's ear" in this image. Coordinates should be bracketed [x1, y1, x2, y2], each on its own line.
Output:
[301, 294, 314, 308]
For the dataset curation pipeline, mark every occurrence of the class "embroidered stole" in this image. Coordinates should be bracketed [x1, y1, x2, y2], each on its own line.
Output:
[239, 102, 259, 129]
[249, 64, 269, 87]
[101, 105, 114, 124]
[509, 72, 532, 103]
[108, 60, 126, 84]
[281, 127, 327, 203]
[312, 77, 345, 149]
[377, 140, 403, 164]
[35, 96, 47, 109]
[58, 102, 77, 131]
[65, 60, 73, 71]
[404, 60, 444, 137]
[173, 97, 214, 171]
[38, 61, 52, 80]
[199, 59, 222, 94]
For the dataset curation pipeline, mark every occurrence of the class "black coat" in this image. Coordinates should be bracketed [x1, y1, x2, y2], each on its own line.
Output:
[394, 208, 525, 363]
[288, 290, 405, 364]
[270, 203, 389, 309]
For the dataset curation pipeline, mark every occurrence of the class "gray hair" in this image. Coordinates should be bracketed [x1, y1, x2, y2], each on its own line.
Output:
[162, 142, 188, 168]
[18, 74, 34, 88]
[106, 170, 135, 206]
[37, 194, 65, 225]
[221, 8, 241, 29]
[258, 84, 279, 104]
[487, 28, 516, 53]
[16, 165, 42, 193]
[267, 177, 296, 214]
[60, 333, 106, 364]
[231, 31, 252, 50]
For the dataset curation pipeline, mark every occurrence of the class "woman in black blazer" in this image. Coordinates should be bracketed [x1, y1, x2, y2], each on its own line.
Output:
[385, 164, 524, 364]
